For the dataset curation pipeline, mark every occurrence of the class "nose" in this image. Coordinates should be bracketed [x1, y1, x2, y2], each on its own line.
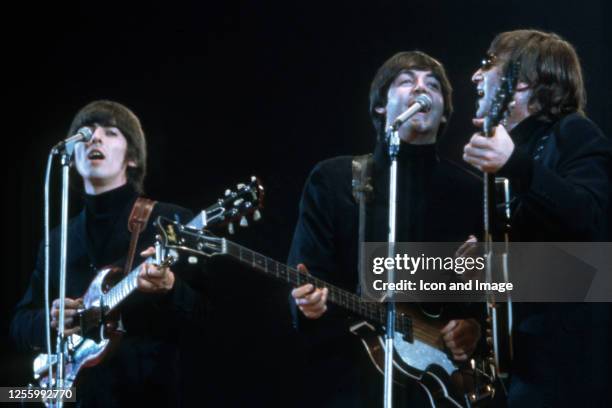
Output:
[89, 126, 104, 144]
[471, 68, 482, 84]
[413, 77, 428, 95]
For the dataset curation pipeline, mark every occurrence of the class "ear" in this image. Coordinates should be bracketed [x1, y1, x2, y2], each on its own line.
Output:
[374, 106, 386, 115]
[440, 115, 448, 124]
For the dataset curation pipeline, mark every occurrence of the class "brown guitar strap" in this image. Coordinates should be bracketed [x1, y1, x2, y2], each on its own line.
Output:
[123, 197, 157, 274]
[352, 154, 374, 296]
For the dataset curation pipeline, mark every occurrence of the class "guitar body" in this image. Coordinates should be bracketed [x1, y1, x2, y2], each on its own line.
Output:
[34, 266, 125, 390]
[350, 304, 484, 408]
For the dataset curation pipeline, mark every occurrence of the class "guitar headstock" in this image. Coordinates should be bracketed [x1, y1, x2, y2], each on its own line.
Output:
[155, 176, 264, 258]
[201, 176, 264, 233]
[484, 61, 520, 136]
[156, 216, 225, 258]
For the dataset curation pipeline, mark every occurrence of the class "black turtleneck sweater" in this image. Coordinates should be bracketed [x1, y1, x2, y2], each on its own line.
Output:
[287, 142, 483, 407]
[10, 184, 207, 407]
[289, 142, 482, 302]
[84, 183, 138, 266]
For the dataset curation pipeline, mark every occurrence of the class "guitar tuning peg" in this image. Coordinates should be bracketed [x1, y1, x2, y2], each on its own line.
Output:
[237, 183, 245, 189]
[240, 216, 248, 227]
[225, 189, 231, 196]
[228, 222, 235, 235]
[253, 209, 262, 221]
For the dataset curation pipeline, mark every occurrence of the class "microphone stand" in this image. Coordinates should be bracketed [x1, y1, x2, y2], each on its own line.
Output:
[51, 141, 78, 408]
[42, 150, 55, 405]
[383, 124, 401, 408]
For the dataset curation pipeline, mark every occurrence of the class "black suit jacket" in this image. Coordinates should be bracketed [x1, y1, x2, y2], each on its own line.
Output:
[498, 113, 612, 408]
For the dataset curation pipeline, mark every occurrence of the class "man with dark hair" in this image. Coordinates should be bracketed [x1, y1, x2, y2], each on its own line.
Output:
[288, 51, 484, 407]
[11, 100, 207, 407]
[368, 51, 454, 141]
[68, 100, 148, 193]
[464, 29, 612, 406]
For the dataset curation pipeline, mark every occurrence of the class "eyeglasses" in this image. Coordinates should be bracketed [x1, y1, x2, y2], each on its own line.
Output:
[480, 53, 497, 71]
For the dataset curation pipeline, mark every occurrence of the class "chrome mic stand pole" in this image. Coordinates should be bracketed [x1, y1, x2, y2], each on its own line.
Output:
[383, 125, 401, 408]
[43, 150, 55, 406]
[53, 143, 76, 408]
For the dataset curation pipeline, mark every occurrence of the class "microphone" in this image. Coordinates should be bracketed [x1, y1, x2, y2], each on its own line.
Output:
[53, 127, 94, 152]
[388, 94, 433, 132]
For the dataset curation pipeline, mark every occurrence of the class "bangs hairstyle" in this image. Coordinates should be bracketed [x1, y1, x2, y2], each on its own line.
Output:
[68, 100, 147, 193]
[369, 51, 453, 141]
[489, 29, 586, 119]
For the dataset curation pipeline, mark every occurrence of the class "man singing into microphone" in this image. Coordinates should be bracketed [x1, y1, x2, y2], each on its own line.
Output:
[10, 100, 208, 407]
[463, 29, 612, 407]
[288, 51, 484, 406]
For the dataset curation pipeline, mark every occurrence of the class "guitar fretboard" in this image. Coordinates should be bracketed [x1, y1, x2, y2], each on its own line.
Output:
[221, 239, 412, 338]
[96, 180, 257, 314]
[101, 258, 153, 311]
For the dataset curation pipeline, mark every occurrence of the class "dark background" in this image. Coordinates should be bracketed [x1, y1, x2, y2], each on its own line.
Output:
[3, 0, 610, 405]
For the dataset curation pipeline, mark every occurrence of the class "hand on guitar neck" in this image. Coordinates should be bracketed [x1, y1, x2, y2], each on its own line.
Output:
[291, 264, 329, 320]
[463, 119, 515, 173]
[136, 246, 176, 293]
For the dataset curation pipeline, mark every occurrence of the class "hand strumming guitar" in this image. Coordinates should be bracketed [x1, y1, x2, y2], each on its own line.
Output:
[50, 297, 84, 336]
[441, 318, 481, 362]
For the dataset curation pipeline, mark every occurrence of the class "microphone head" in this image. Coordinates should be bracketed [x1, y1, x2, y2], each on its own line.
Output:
[78, 126, 94, 142]
[415, 94, 432, 112]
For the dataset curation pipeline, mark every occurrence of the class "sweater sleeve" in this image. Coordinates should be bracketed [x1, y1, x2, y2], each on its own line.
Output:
[10, 242, 48, 352]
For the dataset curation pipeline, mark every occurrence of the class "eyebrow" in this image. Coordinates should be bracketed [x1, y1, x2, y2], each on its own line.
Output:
[93, 123, 119, 131]
[396, 72, 441, 87]
[398, 70, 439, 80]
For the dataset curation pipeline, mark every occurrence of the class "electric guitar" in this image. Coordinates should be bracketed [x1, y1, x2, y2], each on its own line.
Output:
[33, 177, 264, 394]
[156, 217, 496, 407]
[482, 61, 520, 378]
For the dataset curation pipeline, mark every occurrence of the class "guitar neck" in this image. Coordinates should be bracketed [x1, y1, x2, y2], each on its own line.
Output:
[220, 239, 411, 337]
[483, 61, 518, 243]
[483, 172, 496, 241]
[99, 175, 263, 314]
[101, 207, 214, 312]
[101, 258, 152, 312]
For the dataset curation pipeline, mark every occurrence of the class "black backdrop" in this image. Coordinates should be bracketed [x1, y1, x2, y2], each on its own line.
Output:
[3, 0, 610, 405]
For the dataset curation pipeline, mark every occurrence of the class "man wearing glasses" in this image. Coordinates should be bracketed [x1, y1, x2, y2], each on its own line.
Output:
[463, 30, 612, 407]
